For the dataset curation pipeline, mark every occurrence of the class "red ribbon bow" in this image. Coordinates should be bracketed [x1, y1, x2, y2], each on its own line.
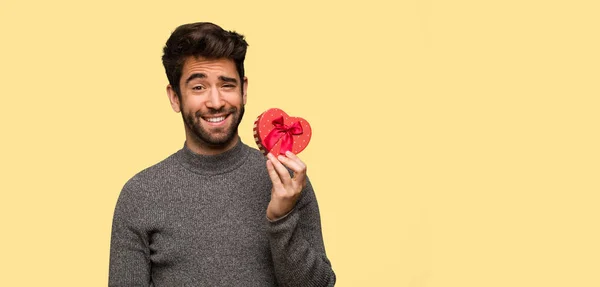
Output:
[263, 116, 304, 155]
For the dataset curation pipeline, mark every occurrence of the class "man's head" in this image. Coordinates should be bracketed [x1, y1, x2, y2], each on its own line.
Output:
[162, 22, 248, 97]
[163, 22, 249, 154]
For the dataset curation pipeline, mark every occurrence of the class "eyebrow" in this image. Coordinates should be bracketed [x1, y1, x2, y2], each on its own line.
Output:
[219, 76, 238, 84]
[184, 73, 239, 85]
[185, 73, 206, 84]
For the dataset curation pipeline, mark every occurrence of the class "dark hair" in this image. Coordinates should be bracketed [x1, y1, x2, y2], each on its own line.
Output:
[162, 22, 249, 97]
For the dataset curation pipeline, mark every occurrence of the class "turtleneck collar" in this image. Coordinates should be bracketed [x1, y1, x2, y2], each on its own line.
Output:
[175, 139, 250, 176]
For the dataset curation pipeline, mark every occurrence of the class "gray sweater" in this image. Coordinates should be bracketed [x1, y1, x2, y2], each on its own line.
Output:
[109, 140, 335, 286]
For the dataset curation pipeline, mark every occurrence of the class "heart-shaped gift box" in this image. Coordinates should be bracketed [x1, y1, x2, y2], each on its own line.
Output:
[253, 108, 312, 156]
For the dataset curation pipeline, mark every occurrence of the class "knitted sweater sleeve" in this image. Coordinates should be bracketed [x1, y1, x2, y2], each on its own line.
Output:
[108, 185, 152, 287]
[267, 179, 336, 286]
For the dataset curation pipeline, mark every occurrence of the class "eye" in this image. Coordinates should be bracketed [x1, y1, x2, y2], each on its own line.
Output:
[192, 85, 205, 91]
[223, 84, 236, 88]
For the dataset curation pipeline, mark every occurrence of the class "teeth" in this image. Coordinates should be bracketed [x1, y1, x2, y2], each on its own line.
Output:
[205, 116, 226, 123]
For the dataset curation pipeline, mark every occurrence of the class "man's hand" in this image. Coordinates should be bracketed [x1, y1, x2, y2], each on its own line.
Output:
[265, 151, 307, 221]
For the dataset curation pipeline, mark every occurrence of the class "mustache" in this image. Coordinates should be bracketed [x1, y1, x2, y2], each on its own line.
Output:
[195, 107, 237, 118]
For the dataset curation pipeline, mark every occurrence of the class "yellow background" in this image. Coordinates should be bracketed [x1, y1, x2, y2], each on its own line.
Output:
[1, 0, 598, 286]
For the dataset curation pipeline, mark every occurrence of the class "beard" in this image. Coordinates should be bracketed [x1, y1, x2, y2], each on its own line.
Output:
[181, 103, 245, 148]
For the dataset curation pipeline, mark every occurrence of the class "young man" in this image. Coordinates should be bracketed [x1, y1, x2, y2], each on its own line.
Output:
[109, 22, 335, 286]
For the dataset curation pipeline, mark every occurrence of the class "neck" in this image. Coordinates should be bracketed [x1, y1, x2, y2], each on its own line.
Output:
[185, 133, 240, 156]
[176, 137, 248, 176]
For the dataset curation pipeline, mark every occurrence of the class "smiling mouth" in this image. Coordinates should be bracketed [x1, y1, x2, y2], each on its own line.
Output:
[202, 114, 229, 123]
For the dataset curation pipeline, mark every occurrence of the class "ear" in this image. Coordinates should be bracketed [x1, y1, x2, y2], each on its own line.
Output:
[242, 76, 248, 105]
[167, 85, 181, 113]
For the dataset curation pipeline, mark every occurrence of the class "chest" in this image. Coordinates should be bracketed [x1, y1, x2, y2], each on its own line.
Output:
[145, 173, 273, 270]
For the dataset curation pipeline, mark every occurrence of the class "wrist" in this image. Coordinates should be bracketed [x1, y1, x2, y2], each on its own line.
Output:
[267, 208, 294, 222]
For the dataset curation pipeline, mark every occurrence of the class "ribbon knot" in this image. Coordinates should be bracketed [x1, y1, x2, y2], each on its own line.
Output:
[263, 116, 303, 155]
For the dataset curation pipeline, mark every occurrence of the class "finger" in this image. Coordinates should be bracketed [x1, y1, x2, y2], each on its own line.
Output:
[267, 153, 292, 185]
[282, 151, 307, 184]
[266, 159, 283, 187]
[284, 151, 307, 171]
[276, 154, 304, 174]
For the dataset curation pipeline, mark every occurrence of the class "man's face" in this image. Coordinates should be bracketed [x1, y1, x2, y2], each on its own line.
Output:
[169, 57, 247, 152]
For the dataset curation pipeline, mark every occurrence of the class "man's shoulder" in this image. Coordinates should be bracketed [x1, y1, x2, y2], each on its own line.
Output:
[121, 149, 182, 193]
[242, 144, 272, 172]
[244, 143, 267, 160]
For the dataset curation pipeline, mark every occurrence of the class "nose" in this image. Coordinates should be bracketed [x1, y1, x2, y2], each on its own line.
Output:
[205, 87, 225, 110]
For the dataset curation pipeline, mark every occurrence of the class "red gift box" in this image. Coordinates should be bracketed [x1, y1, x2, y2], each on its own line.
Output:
[253, 108, 312, 156]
